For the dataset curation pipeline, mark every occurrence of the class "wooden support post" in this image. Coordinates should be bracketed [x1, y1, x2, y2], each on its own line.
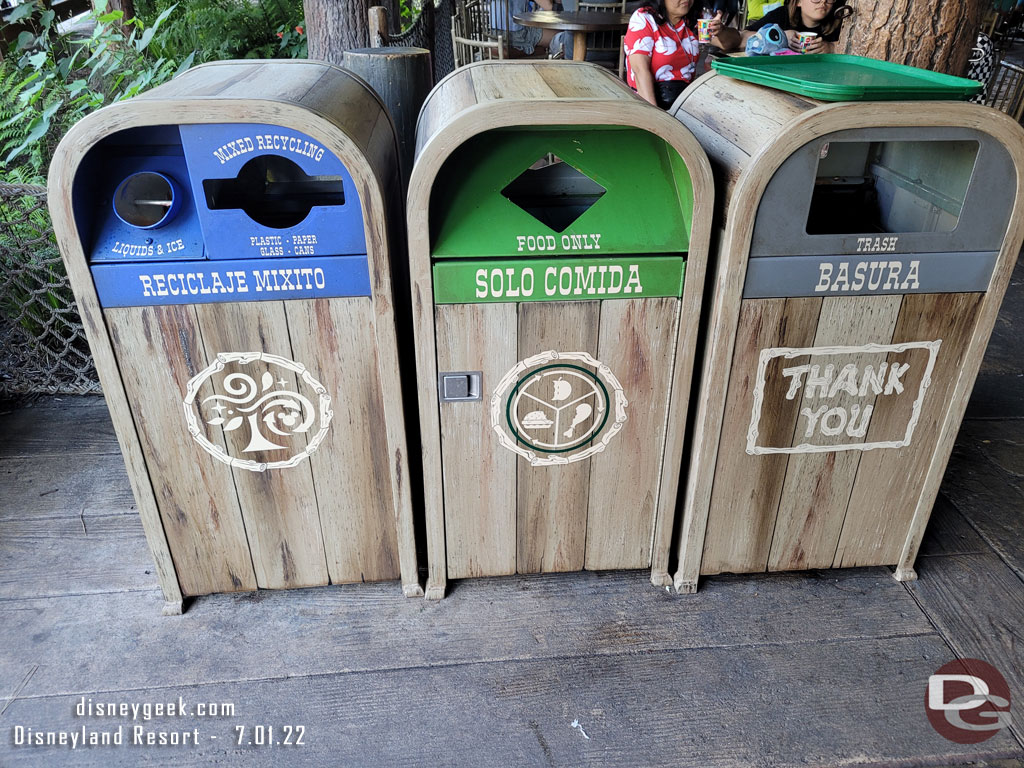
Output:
[343, 47, 433, 192]
[369, 6, 389, 46]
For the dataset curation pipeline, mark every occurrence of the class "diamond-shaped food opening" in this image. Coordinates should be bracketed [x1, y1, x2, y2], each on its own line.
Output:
[501, 156, 606, 233]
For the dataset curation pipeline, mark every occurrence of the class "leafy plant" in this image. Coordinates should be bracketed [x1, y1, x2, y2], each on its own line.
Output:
[0, 0, 196, 391]
[1, 0, 194, 171]
[276, 23, 308, 59]
[134, 0, 306, 64]
[399, 0, 420, 30]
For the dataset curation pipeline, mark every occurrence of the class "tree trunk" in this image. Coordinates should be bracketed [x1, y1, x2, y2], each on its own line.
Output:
[837, 0, 988, 76]
[304, 0, 401, 62]
[343, 47, 433, 189]
[105, 0, 136, 21]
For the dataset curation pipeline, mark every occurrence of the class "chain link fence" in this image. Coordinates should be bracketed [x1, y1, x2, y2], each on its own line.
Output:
[0, 182, 100, 396]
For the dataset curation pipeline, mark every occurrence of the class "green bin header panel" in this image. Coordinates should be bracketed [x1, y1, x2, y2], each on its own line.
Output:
[429, 127, 694, 259]
[433, 256, 685, 304]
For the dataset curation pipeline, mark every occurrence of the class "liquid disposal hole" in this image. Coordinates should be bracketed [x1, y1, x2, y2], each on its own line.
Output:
[113, 172, 178, 229]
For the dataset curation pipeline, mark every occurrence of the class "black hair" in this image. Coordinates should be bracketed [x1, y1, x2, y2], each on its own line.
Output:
[638, 0, 702, 30]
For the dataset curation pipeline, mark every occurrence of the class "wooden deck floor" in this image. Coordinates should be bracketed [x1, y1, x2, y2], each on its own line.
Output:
[1, 257, 1023, 766]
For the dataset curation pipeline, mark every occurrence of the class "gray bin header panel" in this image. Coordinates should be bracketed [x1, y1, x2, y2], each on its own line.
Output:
[744, 126, 1015, 299]
[749, 127, 1014, 257]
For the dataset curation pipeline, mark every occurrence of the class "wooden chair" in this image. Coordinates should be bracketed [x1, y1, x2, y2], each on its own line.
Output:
[451, 0, 506, 68]
[986, 60, 1024, 121]
[578, 0, 627, 78]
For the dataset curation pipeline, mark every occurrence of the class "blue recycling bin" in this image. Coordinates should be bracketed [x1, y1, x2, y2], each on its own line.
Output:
[48, 60, 422, 612]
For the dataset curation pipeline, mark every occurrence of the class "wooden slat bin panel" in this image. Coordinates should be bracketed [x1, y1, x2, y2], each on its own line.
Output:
[408, 61, 715, 598]
[48, 61, 421, 612]
[669, 73, 1024, 592]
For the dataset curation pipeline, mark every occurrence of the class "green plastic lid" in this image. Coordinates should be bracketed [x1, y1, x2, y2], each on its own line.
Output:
[710, 54, 984, 102]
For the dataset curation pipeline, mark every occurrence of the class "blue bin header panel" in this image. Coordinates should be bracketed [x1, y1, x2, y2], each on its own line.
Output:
[179, 123, 366, 260]
[91, 255, 372, 308]
[83, 123, 372, 307]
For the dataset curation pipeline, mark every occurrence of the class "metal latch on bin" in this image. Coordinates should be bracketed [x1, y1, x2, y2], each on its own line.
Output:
[439, 371, 482, 402]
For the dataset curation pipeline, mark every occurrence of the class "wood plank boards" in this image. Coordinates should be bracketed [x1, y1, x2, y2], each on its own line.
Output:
[5, 381, 1024, 766]
[435, 302, 518, 578]
[668, 73, 1024, 590]
[907, 553, 1024, 746]
[0, 567, 933, 698]
[585, 298, 680, 570]
[672, 73, 817, 162]
[0, 514, 157, 600]
[46, 58, 415, 603]
[5, 634, 1020, 767]
[836, 292, 985, 567]
[0, 454, 136, 520]
[700, 292, 993, 575]
[0, 398, 121, 458]
[193, 301, 329, 590]
[105, 305, 257, 596]
[287, 298, 401, 585]
[768, 295, 902, 571]
[516, 302, 599, 573]
[469, 61, 557, 102]
[415, 68, 477, 157]
[973, 256, 1024, 377]
[917, 493, 989, 558]
[701, 297, 821, 575]
[440, 298, 682, 576]
[536, 63, 627, 99]
[409, 61, 716, 595]
[939, 420, 1024, 578]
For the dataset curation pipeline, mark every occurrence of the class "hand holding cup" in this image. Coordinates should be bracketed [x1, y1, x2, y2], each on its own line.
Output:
[797, 31, 822, 53]
[698, 11, 723, 43]
[707, 11, 723, 39]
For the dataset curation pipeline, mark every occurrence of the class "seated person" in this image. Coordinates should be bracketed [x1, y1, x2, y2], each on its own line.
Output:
[549, 0, 619, 62]
[624, 0, 725, 109]
[744, 0, 783, 22]
[714, 0, 846, 53]
[492, 0, 556, 56]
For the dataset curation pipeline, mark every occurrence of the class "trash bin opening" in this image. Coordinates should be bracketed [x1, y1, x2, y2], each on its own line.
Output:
[203, 155, 346, 230]
[500, 157, 607, 234]
[807, 140, 979, 236]
[429, 126, 694, 258]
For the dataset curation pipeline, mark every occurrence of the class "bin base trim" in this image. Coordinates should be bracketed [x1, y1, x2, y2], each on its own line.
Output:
[894, 566, 918, 582]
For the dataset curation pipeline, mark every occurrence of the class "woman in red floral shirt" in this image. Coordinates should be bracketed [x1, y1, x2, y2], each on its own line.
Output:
[624, 0, 724, 109]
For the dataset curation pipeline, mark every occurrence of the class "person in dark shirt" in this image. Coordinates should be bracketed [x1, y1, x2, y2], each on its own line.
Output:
[714, 0, 848, 53]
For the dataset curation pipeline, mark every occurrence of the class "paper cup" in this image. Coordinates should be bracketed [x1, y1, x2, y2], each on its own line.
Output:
[797, 32, 819, 52]
[698, 18, 712, 44]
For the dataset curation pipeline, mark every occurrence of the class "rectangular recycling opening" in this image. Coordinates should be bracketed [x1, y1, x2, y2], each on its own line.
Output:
[806, 140, 979, 235]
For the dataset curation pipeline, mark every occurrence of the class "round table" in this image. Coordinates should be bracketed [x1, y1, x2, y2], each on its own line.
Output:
[512, 10, 631, 62]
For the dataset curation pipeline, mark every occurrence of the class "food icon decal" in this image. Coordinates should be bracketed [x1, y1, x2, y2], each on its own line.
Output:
[491, 350, 628, 466]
